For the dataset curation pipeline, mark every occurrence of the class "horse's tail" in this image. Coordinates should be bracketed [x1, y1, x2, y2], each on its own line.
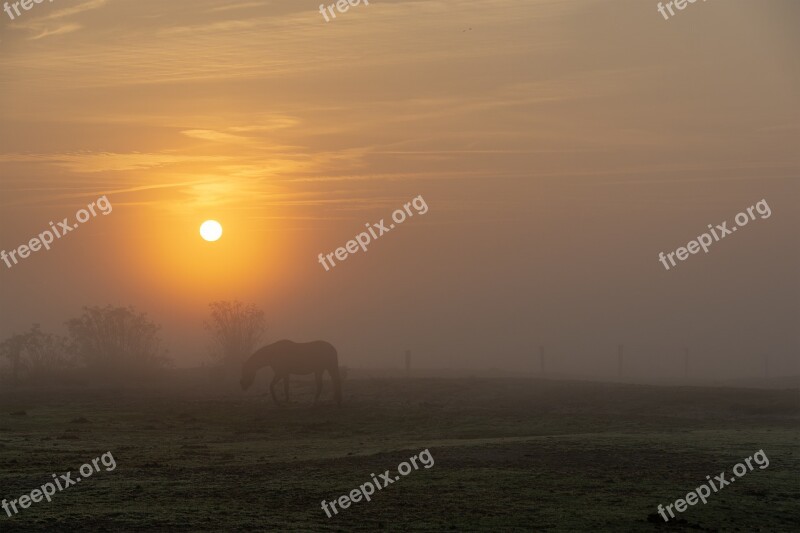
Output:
[328, 359, 342, 406]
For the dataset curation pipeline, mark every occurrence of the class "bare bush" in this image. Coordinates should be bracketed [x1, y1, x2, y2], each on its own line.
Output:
[204, 301, 267, 368]
[0, 325, 71, 384]
[65, 306, 169, 376]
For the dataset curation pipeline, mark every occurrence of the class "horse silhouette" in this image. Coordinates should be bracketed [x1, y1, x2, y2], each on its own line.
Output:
[240, 340, 342, 406]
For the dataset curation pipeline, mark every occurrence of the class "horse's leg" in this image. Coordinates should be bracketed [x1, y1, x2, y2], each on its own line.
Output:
[270, 374, 283, 407]
[313, 371, 323, 405]
[284, 374, 291, 404]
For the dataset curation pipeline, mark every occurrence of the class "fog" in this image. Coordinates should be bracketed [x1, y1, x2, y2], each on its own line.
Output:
[1, 0, 798, 382]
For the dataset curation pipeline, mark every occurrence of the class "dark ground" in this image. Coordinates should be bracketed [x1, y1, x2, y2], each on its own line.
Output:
[0, 378, 797, 531]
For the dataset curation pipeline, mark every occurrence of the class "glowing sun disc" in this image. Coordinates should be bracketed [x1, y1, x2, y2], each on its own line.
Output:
[200, 220, 223, 242]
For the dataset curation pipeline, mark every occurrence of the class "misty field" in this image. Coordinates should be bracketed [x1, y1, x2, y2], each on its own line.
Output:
[1, 378, 797, 532]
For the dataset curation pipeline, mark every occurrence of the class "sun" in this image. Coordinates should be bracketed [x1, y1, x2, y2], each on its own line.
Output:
[199, 220, 223, 242]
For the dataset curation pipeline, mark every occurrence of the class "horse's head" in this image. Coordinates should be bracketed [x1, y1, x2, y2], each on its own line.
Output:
[240, 345, 273, 391]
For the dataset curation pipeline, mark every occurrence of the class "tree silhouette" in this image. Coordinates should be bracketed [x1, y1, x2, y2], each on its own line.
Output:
[65, 306, 169, 376]
[204, 301, 267, 368]
[0, 332, 26, 386]
[20, 325, 71, 379]
[0, 325, 71, 384]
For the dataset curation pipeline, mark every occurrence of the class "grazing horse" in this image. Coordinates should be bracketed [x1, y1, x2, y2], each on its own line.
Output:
[240, 340, 342, 406]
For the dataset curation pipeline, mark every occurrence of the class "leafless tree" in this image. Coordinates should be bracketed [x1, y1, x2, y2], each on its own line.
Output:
[0, 332, 26, 386]
[20, 325, 71, 379]
[65, 306, 169, 376]
[204, 301, 267, 368]
[0, 325, 71, 384]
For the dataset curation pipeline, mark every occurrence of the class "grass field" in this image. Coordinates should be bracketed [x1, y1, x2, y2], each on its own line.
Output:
[0, 378, 797, 531]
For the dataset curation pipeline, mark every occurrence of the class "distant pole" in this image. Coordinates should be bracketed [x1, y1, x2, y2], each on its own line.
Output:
[618, 344, 624, 378]
[684, 347, 689, 380]
[539, 345, 545, 376]
[764, 354, 769, 379]
[405, 350, 411, 378]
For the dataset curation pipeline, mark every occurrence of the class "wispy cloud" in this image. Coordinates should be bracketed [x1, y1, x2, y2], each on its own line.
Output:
[30, 23, 83, 40]
[9, 0, 107, 40]
[181, 130, 252, 143]
[207, 1, 269, 14]
[0, 152, 233, 173]
[43, 0, 108, 21]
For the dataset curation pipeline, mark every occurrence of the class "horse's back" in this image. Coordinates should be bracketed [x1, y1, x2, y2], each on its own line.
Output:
[270, 340, 337, 373]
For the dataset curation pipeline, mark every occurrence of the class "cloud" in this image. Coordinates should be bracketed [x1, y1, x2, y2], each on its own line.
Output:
[181, 130, 251, 143]
[30, 23, 83, 40]
[0, 152, 233, 173]
[8, 0, 107, 40]
[43, 0, 108, 21]
[207, 2, 269, 14]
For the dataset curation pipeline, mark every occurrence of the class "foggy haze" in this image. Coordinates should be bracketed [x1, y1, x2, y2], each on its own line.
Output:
[1, 0, 798, 381]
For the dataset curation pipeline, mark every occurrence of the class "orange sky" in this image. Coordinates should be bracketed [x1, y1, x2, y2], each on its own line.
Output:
[0, 0, 798, 378]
